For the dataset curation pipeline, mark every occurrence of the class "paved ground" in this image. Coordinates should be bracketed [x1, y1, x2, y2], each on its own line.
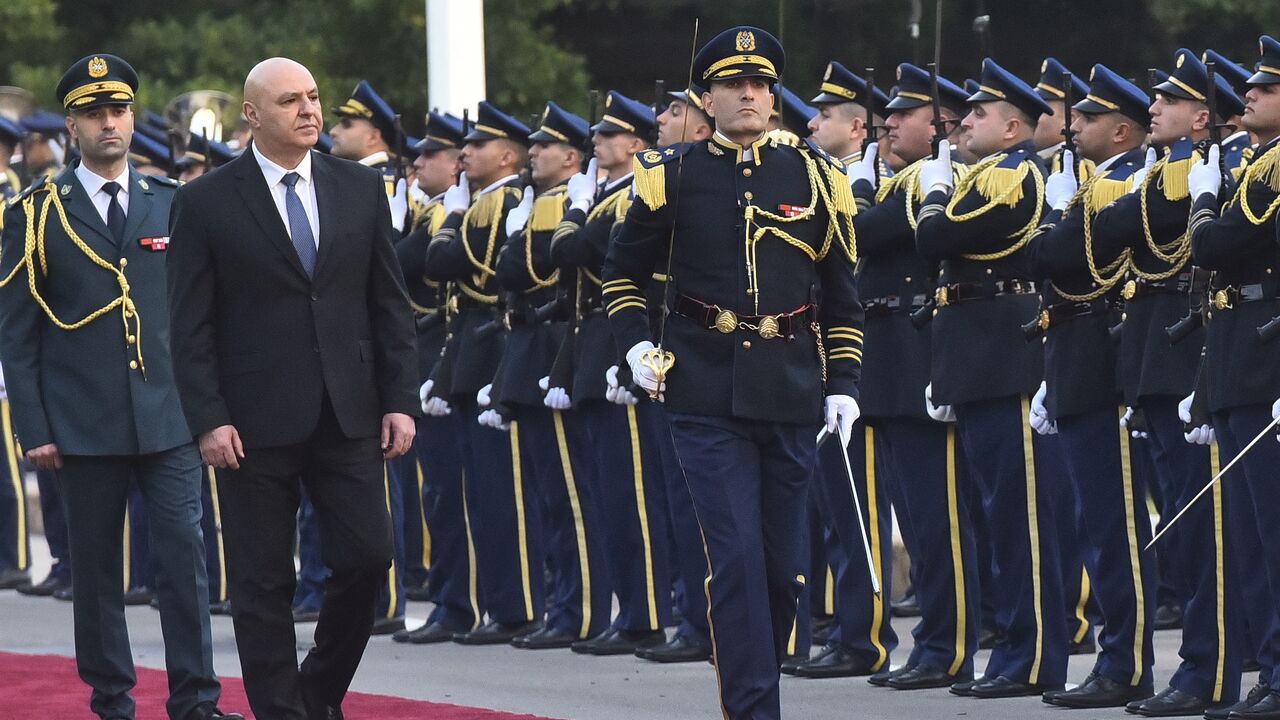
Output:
[1, 535, 1231, 720]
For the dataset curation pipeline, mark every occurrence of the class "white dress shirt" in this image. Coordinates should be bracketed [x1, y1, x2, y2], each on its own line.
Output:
[252, 142, 320, 247]
[74, 162, 131, 226]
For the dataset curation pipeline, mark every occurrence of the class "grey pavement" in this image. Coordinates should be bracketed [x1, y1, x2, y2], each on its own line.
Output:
[1, 534, 1235, 720]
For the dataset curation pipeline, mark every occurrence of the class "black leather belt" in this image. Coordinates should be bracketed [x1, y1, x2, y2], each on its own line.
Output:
[1037, 298, 1111, 331]
[1209, 283, 1276, 310]
[864, 293, 929, 319]
[1121, 273, 1192, 300]
[673, 294, 813, 340]
[935, 279, 1037, 307]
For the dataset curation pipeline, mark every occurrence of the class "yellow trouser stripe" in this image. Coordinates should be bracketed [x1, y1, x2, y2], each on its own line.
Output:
[207, 468, 228, 602]
[416, 462, 431, 570]
[123, 505, 132, 592]
[1020, 397, 1046, 684]
[553, 411, 594, 638]
[1211, 443, 1227, 702]
[625, 405, 660, 630]
[1073, 568, 1092, 644]
[864, 427, 888, 671]
[510, 422, 535, 620]
[824, 564, 835, 616]
[698, 525, 730, 720]
[945, 426, 968, 674]
[382, 465, 399, 619]
[2, 400, 27, 570]
[1118, 411, 1147, 684]
[460, 470, 481, 629]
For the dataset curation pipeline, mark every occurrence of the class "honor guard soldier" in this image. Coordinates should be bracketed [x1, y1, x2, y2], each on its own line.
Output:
[176, 134, 236, 183]
[15, 110, 69, 186]
[1192, 35, 1280, 720]
[393, 111, 480, 643]
[425, 101, 547, 644]
[331, 80, 410, 234]
[1025, 64, 1157, 709]
[1090, 49, 1248, 718]
[838, 63, 982, 691]
[1204, 49, 1258, 180]
[656, 84, 714, 147]
[603, 26, 864, 720]
[0, 115, 29, 591]
[549, 89, 674, 656]
[914, 58, 1072, 699]
[0, 53, 241, 720]
[1033, 58, 1093, 176]
[784, 61, 897, 681]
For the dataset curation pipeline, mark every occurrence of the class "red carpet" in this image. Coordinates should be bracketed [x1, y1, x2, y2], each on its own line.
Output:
[0, 652, 559, 719]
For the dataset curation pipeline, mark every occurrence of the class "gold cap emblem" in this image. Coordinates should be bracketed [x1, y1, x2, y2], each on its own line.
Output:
[88, 56, 108, 78]
[735, 30, 756, 52]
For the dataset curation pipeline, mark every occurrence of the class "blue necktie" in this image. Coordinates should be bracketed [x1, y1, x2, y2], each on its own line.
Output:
[281, 172, 316, 277]
[102, 181, 126, 245]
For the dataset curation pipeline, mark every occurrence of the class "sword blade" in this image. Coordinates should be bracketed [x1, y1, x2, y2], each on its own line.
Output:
[835, 423, 883, 597]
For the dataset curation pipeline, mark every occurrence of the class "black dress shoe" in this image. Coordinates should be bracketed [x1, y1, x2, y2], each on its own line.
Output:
[1126, 686, 1211, 716]
[969, 675, 1064, 699]
[636, 634, 711, 663]
[183, 702, 246, 720]
[123, 586, 155, 606]
[0, 567, 30, 590]
[977, 627, 1001, 650]
[17, 573, 67, 597]
[292, 606, 321, 623]
[868, 663, 915, 687]
[404, 584, 432, 602]
[1154, 603, 1184, 631]
[570, 627, 666, 656]
[453, 620, 543, 645]
[890, 592, 921, 617]
[371, 617, 405, 636]
[950, 677, 983, 696]
[1230, 691, 1280, 719]
[791, 646, 878, 678]
[780, 648, 818, 676]
[393, 621, 456, 645]
[888, 665, 971, 691]
[513, 626, 578, 649]
[1206, 682, 1272, 719]
[1045, 673, 1152, 708]
[53, 585, 74, 601]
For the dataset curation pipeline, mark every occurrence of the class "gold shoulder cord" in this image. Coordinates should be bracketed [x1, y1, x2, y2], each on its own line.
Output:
[0, 181, 145, 374]
[1229, 142, 1280, 226]
[943, 155, 1045, 261]
[1126, 159, 1191, 281]
[1052, 174, 1130, 302]
[459, 187, 513, 303]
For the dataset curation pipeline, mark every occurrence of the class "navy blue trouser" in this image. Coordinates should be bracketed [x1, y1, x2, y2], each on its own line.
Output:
[390, 452, 429, 591]
[375, 461, 406, 622]
[36, 469, 71, 583]
[1036, 433, 1094, 648]
[1141, 399, 1240, 702]
[668, 413, 813, 720]
[126, 481, 153, 591]
[414, 413, 479, 630]
[0, 399, 29, 573]
[1057, 406, 1156, 687]
[656, 406, 711, 645]
[579, 399, 671, 633]
[811, 421, 896, 670]
[876, 417, 978, 677]
[516, 406, 611, 639]
[955, 395, 1069, 687]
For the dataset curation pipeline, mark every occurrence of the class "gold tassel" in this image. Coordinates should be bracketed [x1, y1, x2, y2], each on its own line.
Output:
[829, 163, 858, 217]
[466, 190, 505, 228]
[632, 156, 667, 211]
[529, 193, 566, 232]
[1251, 146, 1280, 193]
[1158, 154, 1197, 202]
[974, 163, 1029, 207]
[1088, 177, 1132, 210]
[1076, 158, 1097, 183]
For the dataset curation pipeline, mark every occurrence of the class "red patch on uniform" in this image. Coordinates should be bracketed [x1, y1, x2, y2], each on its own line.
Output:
[777, 204, 808, 218]
[139, 236, 168, 251]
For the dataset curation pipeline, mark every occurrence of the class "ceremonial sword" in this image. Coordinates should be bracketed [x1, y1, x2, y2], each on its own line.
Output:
[816, 426, 883, 597]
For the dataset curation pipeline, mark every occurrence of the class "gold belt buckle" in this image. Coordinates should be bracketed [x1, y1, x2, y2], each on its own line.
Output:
[1122, 279, 1137, 301]
[714, 308, 738, 333]
[758, 315, 781, 340]
[934, 286, 950, 307]
[1212, 289, 1232, 311]
[1038, 309, 1051, 331]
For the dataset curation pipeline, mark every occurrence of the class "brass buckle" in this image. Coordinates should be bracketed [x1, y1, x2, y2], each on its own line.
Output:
[758, 315, 781, 340]
[1211, 289, 1232, 311]
[1038, 309, 1051, 331]
[714, 309, 738, 333]
[934, 286, 950, 307]
[1122, 279, 1137, 301]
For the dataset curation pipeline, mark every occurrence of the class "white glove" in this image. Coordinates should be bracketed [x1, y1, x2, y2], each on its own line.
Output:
[442, 171, 470, 214]
[544, 387, 572, 410]
[925, 382, 956, 423]
[626, 340, 664, 400]
[1045, 150, 1078, 211]
[478, 408, 510, 431]
[567, 158, 599, 213]
[1128, 147, 1157, 193]
[0, 363, 8, 402]
[424, 396, 452, 417]
[918, 141, 954, 195]
[1030, 381, 1058, 435]
[419, 379, 433, 413]
[408, 177, 429, 205]
[848, 142, 879, 187]
[477, 383, 492, 409]
[388, 177, 409, 232]
[1273, 397, 1280, 443]
[1179, 392, 1215, 445]
[1188, 144, 1222, 202]
[824, 395, 861, 448]
[1120, 406, 1148, 439]
[505, 185, 534, 237]
[605, 365, 638, 406]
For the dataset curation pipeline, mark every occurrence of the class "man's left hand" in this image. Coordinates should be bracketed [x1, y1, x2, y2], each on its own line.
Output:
[381, 412, 416, 459]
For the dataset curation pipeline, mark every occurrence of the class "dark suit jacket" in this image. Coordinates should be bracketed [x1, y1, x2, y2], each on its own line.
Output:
[0, 162, 192, 456]
[166, 147, 419, 448]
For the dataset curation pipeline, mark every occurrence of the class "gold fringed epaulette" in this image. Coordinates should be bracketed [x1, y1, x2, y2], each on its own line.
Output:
[973, 159, 1029, 208]
[1247, 144, 1280, 194]
[465, 189, 505, 228]
[529, 191, 567, 232]
[632, 155, 667, 211]
[1158, 152, 1199, 202]
[1088, 176, 1132, 210]
[768, 128, 802, 147]
[829, 163, 857, 217]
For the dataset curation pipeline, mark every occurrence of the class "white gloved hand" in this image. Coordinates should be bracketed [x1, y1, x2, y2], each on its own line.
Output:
[1120, 406, 1148, 439]
[477, 383, 492, 409]
[1177, 393, 1195, 425]
[0, 363, 6, 402]
[626, 340, 664, 400]
[925, 382, 956, 423]
[478, 408, 510, 431]
[848, 142, 879, 187]
[442, 171, 470, 214]
[605, 365, 638, 406]
[918, 141, 954, 195]
[505, 185, 534, 237]
[408, 177, 428, 205]
[1045, 150, 1078, 211]
[388, 177, 409, 232]
[419, 379, 433, 414]
[567, 158, 599, 213]
[1128, 147, 1157, 193]
[1179, 392, 1215, 445]
[1030, 381, 1058, 435]
[423, 396, 452, 417]
[824, 395, 861, 448]
[1273, 397, 1280, 443]
[1188, 144, 1222, 201]
[544, 387, 572, 410]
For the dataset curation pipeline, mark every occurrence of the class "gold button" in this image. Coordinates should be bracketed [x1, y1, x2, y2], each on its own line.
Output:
[985, 268, 993, 274]
[742, 340, 752, 349]
[1121, 313, 1127, 321]
[127, 335, 136, 344]
[742, 167, 753, 177]
[119, 258, 128, 268]
[904, 276, 912, 283]
[129, 360, 138, 370]
[744, 191, 754, 200]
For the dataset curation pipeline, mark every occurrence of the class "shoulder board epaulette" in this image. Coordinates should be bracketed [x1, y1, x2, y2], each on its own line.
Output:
[632, 145, 691, 212]
[1156, 141, 1200, 202]
[13, 175, 50, 202]
[148, 175, 181, 188]
[801, 138, 845, 171]
[996, 149, 1028, 169]
[1089, 161, 1139, 208]
[969, 152, 1030, 207]
[529, 188, 568, 232]
[636, 144, 693, 169]
[1242, 141, 1280, 195]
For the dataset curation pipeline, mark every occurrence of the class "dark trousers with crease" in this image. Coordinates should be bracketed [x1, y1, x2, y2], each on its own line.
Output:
[389, 451, 429, 591]
[0, 399, 29, 573]
[60, 443, 220, 720]
[668, 412, 813, 720]
[656, 406, 710, 645]
[415, 412, 478, 630]
[219, 400, 391, 720]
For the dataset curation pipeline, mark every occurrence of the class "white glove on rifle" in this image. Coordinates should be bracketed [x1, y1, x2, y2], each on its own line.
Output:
[1128, 147, 1157, 193]
[918, 141, 954, 195]
[1179, 392, 1215, 445]
[388, 178, 409, 232]
[477, 383, 492, 409]
[505, 186, 534, 237]
[606, 365, 638, 406]
[848, 142, 880, 188]
[1187, 144, 1222, 202]
[567, 158, 599, 214]
[540, 376, 572, 411]
[1030, 381, 1058, 435]
[442, 171, 470, 214]
[925, 382, 956, 423]
[1045, 150, 1078, 212]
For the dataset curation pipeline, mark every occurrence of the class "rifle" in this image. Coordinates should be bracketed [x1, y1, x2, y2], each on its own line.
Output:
[928, 0, 947, 158]
[1061, 72, 1077, 173]
[861, 67, 877, 155]
[392, 113, 406, 186]
[1165, 268, 1212, 344]
[653, 79, 666, 145]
